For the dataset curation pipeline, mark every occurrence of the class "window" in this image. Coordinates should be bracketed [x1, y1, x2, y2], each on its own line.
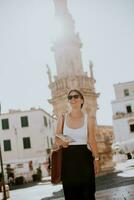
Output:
[1, 118, 9, 130]
[21, 116, 29, 127]
[130, 124, 134, 132]
[44, 116, 48, 127]
[23, 137, 31, 149]
[4, 140, 11, 151]
[126, 105, 132, 113]
[50, 138, 53, 146]
[124, 89, 129, 96]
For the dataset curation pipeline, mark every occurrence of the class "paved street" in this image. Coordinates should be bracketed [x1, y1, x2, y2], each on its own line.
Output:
[42, 184, 134, 200]
[1, 181, 134, 200]
[0, 159, 134, 200]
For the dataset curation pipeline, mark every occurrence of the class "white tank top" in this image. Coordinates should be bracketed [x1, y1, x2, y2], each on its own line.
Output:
[63, 113, 88, 145]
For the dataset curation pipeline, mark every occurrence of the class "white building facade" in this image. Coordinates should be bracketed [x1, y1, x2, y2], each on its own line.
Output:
[112, 81, 134, 152]
[0, 108, 55, 182]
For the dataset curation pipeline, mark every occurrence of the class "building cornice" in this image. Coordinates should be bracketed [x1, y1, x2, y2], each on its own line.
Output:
[0, 108, 54, 119]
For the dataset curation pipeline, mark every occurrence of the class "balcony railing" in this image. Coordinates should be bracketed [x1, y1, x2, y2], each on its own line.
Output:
[113, 111, 134, 119]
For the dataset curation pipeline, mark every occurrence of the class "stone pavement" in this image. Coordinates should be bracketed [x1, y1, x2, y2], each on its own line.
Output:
[41, 161, 134, 200]
[1, 160, 133, 200]
[96, 184, 134, 200]
[41, 183, 134, 200]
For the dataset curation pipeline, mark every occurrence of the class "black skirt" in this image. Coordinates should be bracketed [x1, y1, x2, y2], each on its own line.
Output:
[61, 145, 95, 189]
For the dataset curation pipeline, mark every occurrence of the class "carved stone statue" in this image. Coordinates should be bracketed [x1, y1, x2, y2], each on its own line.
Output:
[46, 64, 52, 84]
[89, 60, 94, 79]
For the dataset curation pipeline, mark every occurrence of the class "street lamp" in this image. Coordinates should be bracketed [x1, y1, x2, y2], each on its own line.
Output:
[0, 145, 7, 200]
[0, 103, 7, 200]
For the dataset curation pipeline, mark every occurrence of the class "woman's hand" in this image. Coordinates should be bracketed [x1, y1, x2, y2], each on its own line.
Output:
[94, 160, 100, 176]
[55, 137, 69, 148]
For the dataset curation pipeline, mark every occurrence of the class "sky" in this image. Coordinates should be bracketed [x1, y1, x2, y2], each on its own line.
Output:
[0, 0, 134, 125]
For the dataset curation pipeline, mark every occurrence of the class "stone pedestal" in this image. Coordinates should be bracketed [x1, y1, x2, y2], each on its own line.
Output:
[96, 125, 115, 173]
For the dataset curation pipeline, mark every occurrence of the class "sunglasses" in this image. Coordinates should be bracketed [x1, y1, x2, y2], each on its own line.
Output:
[68, 95, 80, 100]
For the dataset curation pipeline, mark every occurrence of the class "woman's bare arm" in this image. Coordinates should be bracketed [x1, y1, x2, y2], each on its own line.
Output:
[56, 115, 64, 135]
[87, 115, 100, 175]
[55, 115, 69, 148]
[87, 115, 99, 157]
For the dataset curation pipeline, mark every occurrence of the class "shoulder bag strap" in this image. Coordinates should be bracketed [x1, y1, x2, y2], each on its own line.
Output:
[61, 114, 65, 134]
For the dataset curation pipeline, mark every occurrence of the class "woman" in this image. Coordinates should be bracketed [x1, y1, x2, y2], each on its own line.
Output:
[55, 89, 100, 200]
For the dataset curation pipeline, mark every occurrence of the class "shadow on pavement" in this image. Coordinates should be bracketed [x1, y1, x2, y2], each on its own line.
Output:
[96, 171, 134, 191]
[41, 171, 134, 200]
[10, 180, 51, 191]
[41, 189, 64, 200]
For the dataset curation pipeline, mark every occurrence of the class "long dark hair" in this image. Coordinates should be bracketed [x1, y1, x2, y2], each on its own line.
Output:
[68, 89, 84, 108]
